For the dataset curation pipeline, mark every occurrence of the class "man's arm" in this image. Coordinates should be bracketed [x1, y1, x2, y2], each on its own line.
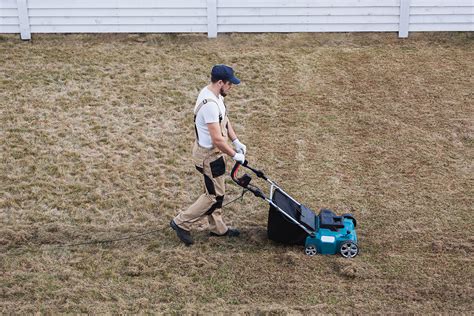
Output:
[208, 122, 236, 157]
[227, 119, 247, 155]
[226, 120, 238, 142]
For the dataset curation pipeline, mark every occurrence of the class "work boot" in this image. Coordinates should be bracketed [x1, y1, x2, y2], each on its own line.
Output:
[210, 228, 240, 237]
[170, 220, 194, 246]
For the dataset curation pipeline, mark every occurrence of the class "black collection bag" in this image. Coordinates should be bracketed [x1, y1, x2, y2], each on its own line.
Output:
[267, 189, 310, 245]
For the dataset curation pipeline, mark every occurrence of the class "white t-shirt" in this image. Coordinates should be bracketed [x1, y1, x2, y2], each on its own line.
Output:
[194, 86, 227, 148]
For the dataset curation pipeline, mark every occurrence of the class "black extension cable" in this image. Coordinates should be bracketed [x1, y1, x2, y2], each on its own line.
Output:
[3, 189, 248, 254]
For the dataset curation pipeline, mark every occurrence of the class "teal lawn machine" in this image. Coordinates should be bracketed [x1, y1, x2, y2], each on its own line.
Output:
[231, 161, 359, 258]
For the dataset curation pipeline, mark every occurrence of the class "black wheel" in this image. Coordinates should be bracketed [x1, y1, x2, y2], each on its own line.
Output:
[342, 213, 357, 227]
[304, 245, 317, 256]
[339, 241, 359, 258]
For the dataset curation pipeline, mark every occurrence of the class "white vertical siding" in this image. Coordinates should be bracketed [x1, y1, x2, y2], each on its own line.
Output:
[0, 0, 19, 33]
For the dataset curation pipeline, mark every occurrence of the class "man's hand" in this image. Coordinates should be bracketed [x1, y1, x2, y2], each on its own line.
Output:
[232, 152, 245, 164]
[233, 139, 247, 154]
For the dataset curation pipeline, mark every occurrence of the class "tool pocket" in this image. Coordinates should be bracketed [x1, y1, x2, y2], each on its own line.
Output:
[209, 156, 226, 178]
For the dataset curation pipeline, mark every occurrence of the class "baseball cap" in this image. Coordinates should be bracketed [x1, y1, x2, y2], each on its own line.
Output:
[211, 64, 240, 84]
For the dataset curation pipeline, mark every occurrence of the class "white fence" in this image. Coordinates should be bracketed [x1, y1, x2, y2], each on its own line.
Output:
[1, 0, 473, 40]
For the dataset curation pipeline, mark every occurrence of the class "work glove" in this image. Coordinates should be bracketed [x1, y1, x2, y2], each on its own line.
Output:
[232, 139, 247, 155]
[232, 152, 245, 164]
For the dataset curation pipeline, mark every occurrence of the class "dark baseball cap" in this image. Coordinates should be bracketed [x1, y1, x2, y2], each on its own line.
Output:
[211, 64, 240, 84]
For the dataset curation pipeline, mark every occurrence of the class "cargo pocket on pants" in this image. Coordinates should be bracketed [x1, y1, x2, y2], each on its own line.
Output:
[209, 156, 225, 178]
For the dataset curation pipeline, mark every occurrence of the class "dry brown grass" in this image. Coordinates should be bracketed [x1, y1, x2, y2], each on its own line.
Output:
[1, 32, 473, 313]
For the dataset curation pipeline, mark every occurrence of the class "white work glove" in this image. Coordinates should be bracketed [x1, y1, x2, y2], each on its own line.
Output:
[232, 152, 245, 164]
[232, 139, 247, 155]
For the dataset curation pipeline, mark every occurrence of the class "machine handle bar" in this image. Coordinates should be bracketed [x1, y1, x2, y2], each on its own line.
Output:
[231, 161, 267, 199]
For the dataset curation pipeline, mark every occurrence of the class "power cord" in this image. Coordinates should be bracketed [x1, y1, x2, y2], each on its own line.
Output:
[3, 189, 248, 254]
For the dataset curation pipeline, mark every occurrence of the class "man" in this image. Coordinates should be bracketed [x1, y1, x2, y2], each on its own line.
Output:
[170, 64, 247, 246]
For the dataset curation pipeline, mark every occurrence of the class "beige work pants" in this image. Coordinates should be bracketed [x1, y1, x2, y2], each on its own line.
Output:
[173, 142, 228, 235]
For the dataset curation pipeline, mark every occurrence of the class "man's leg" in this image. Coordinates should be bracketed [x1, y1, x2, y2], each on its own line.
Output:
[173, 193, 215, 231]
[207, 175, 228, 235]
[172, 168, 225, 242]
[205, 173, 240, 237]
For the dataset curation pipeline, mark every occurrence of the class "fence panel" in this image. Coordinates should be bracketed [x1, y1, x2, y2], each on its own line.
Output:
[0, 0, 472, 39]
[0, 0, 19, 33]
[409, 1, 474, 32]
[25, 0, 207, 34]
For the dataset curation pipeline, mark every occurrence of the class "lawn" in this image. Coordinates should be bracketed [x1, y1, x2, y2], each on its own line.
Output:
[1, 32, 473, 313]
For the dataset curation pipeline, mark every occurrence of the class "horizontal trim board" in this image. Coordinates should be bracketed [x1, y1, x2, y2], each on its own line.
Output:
[0, 25, 20, 32]
[27, 0, 206, 9]
[28, 8, 207, 17]
[218, 16, 400, 24]
[410, 6, 474, 15]
[218, 7, 400, 16]
[0, 0, 17, 9]
[410, 15, 473, 23]
[0, 17, 19, 25]
[218, 0, 400, 8]
[0, 9, 18, 17]
[409, 23, 474, 31]
[218, 24, 399, 32]
[29, 16, 207, 25]
[30, 24, 208, 32]
[411, 0, 473, 6]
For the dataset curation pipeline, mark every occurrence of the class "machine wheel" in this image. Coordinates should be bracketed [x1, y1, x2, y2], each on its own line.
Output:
[339, 241, 359, 258]
[304, 245, 318, 256]
[342, 213, 357, 227]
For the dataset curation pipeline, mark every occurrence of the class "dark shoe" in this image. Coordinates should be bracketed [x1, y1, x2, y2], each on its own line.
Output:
[170, 220, 194, 246]
[210, 228, 240, 237]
